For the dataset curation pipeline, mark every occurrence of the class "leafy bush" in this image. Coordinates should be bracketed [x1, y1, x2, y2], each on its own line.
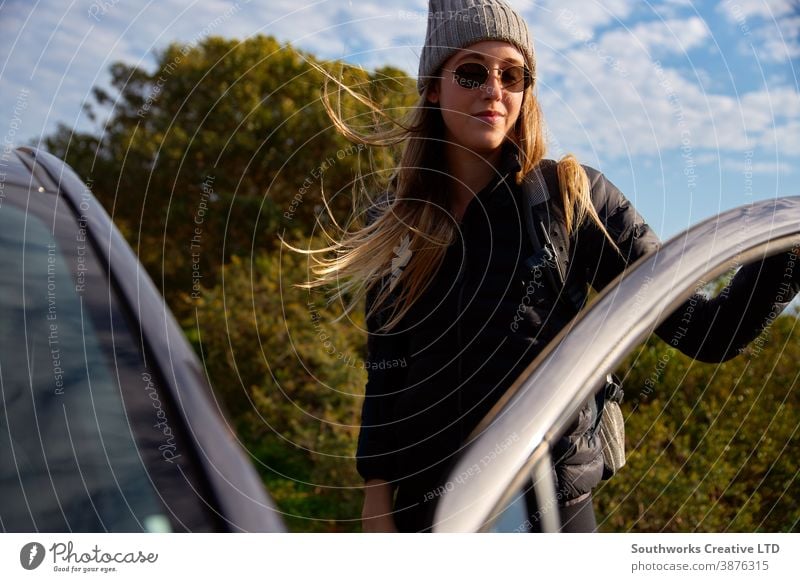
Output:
[595, 315, 799, 532]
[182, 248, 367, 531]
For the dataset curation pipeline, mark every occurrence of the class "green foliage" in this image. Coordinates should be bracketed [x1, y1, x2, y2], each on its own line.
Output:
[595, 315, 800, 532]
[43, 34, 416, 316]
[182, 248, 367, 532]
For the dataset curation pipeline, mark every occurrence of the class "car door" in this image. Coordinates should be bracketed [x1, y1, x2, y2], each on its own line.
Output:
[430, 196, 800, 532]
[0, 148, 284, 532]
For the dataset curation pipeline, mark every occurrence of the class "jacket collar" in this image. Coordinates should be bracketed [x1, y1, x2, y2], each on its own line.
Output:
[480, 141, 523, 198]
[500, 141, 523, 175]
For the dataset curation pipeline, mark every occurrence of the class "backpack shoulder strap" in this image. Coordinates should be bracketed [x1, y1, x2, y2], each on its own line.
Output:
[520, 160, 570, 285]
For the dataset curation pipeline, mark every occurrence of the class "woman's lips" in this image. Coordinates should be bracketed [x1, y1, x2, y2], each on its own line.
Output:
[474, 111, 504, 124]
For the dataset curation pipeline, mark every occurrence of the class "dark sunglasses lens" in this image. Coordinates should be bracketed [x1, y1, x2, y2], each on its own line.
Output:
[453, 63, 488, 89]
[501, 66, 529, 91]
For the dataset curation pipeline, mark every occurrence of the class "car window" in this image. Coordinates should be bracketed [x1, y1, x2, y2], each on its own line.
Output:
[0, 190, 219, 532]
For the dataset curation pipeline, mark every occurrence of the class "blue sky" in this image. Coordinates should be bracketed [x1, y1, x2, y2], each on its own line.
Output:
[1, 0, 798, 238]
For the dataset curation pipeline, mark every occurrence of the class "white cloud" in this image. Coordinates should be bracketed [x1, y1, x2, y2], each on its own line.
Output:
[624, 17, 710, 55]
[717, 0, 797, 20]
[529, 0, 638, 52]
[758, 13, 800, 61]
[531, 3, 800, 164]
[717, 0, 800, 62]
[722, 158, 794, 174]
[247, 0, 428, 73]
[649, 0, 695, 19]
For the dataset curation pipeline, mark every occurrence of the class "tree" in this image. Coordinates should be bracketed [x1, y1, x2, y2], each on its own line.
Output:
[184, 247, 368, 532]
[595, 313, 799, 532]
[44, 35, 416, 316]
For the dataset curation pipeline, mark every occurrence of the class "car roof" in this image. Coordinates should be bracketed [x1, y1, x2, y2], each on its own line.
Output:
[1, 148, 59, 192]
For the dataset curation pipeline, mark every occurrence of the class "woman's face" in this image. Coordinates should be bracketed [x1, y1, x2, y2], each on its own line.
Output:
[427, 41, 526, 158]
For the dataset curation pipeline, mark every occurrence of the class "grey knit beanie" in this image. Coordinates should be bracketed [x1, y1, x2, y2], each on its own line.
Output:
[417, 0, 535, 94]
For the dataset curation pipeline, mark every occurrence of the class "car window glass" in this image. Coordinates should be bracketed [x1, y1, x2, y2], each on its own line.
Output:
[0, 193, 217, 532]
[0, 201, 171, 531]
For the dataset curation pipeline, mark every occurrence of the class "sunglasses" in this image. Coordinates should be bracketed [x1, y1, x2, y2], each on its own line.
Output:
[443, 62, 532, 93]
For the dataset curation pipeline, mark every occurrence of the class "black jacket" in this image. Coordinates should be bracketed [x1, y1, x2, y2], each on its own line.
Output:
[356, 153, 799, 529]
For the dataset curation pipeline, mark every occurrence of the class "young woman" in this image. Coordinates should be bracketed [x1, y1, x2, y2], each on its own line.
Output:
[291, 0, 799, 532]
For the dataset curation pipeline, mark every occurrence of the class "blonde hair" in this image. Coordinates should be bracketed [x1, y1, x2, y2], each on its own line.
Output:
[285, 63, 613, 332]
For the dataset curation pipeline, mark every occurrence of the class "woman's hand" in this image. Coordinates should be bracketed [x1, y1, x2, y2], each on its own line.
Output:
[362, 479, 398, 532]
